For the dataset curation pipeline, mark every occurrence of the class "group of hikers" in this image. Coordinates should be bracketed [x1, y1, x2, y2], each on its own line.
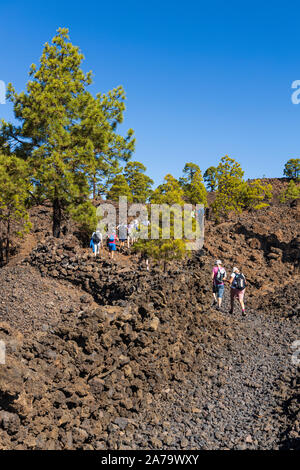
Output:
[89, 218, 147, 260]
[89, 209, 201, 261]
[89, 225, 247, 316]
[90, 229, 119, 260]
[212, 259, 246, 315]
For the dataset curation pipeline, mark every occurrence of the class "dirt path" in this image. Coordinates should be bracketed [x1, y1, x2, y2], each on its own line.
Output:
[1, 239, 298, 450]
[132, 296, 298, 449]
[8, 233, 37, 267]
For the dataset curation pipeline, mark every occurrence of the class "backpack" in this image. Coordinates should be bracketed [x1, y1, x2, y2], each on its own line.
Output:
[234, 273, 246, 290]
[92, 233, 100, 244]
[216, 267, 225, 283]
[108, 235, 115, 243]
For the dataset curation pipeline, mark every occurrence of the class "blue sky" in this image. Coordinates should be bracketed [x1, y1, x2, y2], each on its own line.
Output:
[0, 0, 299, 185]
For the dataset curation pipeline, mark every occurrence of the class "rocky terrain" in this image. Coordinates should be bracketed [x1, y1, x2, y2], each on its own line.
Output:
[0, 190, 299, 450]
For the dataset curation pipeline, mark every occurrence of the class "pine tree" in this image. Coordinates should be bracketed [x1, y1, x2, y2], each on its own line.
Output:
[0, 28, 133, 237]
[124, 161, 153, 202]
[0, 154, 32, 264]
[283, 159, 300, 180]
[134, 174, 193, 270]
[179, 162, 201, 188]
[150, 174, 184, 204]
[204, 166, 218, 191]
[107, 174, 133, 202]
[133, 238, 187, 272]
[180, 163, 207, 205]
[189, 169, 207, 205]
[280, 180, 300, 202]
[240, 179, 273, 210]
[85, 87, 135, 199]
[212, 156, 244, 220]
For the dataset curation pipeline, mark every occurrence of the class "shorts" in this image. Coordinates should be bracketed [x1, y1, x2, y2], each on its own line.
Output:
[108, 243, 116, 252]
[231, 288, 245, 301]
[214, 284, 225, 299]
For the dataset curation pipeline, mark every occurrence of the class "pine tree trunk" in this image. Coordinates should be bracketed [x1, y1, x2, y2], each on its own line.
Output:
[5, 237, 9, 264]
[53, 198, 62, 238]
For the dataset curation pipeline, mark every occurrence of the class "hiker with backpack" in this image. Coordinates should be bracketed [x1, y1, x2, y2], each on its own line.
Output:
[117, 223, 128, 249]
[127, 222, 135, 247]
[90, 230, 103, 258]
[107, 232, 118, 259]
[211, 260, 227, 310]
[228, 267, 246, 315]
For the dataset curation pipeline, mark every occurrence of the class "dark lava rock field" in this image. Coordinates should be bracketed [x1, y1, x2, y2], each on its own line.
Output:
[0, 200, 299, 450]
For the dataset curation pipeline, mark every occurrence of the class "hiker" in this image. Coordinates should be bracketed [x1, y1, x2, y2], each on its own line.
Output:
[90, 230, 103, 258]
[140, 251, 150, 271]
[117, 223, 128, 249]
[228, 267, 246, 315]
[132, 218, 140, 243]
[127, 222, 135, 247]
[211, 259, 227, 310]
[107, 232, 118, 259]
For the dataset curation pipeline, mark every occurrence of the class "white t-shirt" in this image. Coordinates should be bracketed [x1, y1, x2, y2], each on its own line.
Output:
[92, 231, 102, 244]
